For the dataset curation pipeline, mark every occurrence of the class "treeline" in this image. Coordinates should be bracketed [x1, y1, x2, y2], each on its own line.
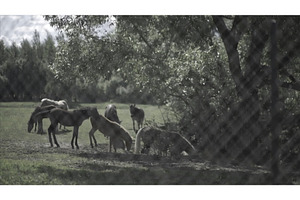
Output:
[0, 31, 153, 103]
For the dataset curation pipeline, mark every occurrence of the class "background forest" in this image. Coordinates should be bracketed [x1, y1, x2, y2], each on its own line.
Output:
[0, 30, 153, 103]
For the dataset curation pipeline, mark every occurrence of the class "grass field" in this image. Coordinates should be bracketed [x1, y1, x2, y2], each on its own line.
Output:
[0, 102, 273, 185]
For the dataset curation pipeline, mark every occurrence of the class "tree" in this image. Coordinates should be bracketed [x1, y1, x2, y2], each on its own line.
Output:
[45, 15, 300, 166]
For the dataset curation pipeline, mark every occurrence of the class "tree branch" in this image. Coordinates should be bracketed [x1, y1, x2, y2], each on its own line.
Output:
[281, 81, 300, 91]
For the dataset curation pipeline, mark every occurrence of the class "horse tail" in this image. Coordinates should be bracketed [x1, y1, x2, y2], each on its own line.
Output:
[134, 127, 145, 154]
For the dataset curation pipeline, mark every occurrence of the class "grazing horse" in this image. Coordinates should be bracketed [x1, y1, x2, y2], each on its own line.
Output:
[104, 104, 124, 152]
[135, 127, 196, 156]
[88, 108, 132, 152]
[130, 104, 145, 133]
[34, 107, 92, 149]
[105, 104, 121, 124]
[27, 105, 56, 134]
[41, 98, 69, 130]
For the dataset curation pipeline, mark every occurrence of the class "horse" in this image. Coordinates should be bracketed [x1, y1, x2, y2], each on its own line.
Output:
[27, 105, 56, 134]
[40, 98, 69, 110]
[88, 108, 132, 152]
[41, 98, 69, 130]
[105, 104, 121, 124]
[130, 104, 145, 133]
[104, 104, 125, 152]
[34, 107, 92, 149]
[134, 127, 196, 156]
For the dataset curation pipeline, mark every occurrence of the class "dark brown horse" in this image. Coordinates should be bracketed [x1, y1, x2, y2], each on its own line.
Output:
[34, 107, 92, 149]
[130, 104, 145, 133]
[104, 104, 125, 152]
[89, 108, 132, 152]
[27, 105, 56, 134]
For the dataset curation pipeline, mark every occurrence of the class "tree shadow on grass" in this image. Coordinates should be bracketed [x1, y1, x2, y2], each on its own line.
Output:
[36, 161, 274, 185]
[67, 150, 274, 184]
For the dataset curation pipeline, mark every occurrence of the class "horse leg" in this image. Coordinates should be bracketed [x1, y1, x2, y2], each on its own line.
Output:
[34, 122, 37, 132]
[38, 118, 44, 134]
[71, 126, 76, 149]
[48, 125, 54, 147]
[109, 137, 112, 152]
[52, 124, 60, 147]
[137, 121, 141, 131]
[132, 119, 136, 133]
[88, 127, 97, 148]
[73, 126, 79, 149]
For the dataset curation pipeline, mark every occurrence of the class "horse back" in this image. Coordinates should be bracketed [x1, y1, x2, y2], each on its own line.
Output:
[49, 108, 90, 126]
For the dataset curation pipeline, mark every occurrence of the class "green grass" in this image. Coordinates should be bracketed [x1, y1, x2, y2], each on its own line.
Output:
[0, 102, 273, 185]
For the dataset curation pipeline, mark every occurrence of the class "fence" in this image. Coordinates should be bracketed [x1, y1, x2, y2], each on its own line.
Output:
[1, 16, 300, 184]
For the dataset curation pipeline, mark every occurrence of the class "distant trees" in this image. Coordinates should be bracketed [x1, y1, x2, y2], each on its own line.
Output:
[0, 31, 56, 101]
[0, 29, 153, 103]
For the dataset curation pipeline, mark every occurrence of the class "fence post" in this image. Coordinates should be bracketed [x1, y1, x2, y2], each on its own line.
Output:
[270, 19, 281, 184]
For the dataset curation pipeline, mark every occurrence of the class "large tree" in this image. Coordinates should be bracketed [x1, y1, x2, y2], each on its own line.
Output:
[45, 15, 300, 164]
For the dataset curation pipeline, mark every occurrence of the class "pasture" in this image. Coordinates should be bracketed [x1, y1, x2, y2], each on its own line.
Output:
[0, 102, 272, 184]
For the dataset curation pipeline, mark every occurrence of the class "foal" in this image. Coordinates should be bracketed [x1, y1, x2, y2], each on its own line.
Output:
[35, 107, 92, 149]
[89, 108, 132, 152]
[105, 104, 125, 152]
[130, 104, 145, 133]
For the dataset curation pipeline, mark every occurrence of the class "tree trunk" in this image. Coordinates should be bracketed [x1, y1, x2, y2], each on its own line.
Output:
[210, 16, 270, 164]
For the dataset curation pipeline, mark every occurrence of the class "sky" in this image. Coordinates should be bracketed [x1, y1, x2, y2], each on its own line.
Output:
[0, 15, 58, 46]
[0, 15, 118, 47]
[0, 1, 298, 47]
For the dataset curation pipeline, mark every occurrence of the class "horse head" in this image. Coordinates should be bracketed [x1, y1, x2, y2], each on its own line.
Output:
[125, 137, 133, 151]
[27, 117, 35, 133]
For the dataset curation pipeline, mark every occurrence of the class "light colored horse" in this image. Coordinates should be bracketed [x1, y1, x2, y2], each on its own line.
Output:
[41, 98, 69, 110]
[135, 127, 196, 156]
[130, 104, 145, 133]
[104, 104, 124, 152]
[89, 108, 132, 152]
[34, 107, 92, 149]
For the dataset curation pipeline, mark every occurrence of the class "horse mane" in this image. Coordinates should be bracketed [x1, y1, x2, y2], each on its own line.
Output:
[100, 113, 133, 151]
[90, 107, 101, 120]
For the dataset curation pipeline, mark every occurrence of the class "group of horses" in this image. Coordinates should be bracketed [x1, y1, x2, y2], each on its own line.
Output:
[27, 98, 196, 156]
